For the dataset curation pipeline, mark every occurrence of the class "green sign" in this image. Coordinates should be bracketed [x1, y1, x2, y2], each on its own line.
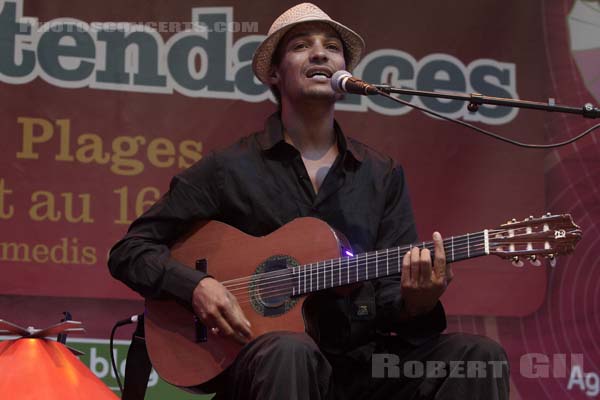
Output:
[70, 338, 214, 400]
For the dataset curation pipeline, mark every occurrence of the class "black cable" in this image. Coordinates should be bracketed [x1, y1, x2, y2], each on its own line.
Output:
[375, 90, 600, 149]
[109, 315, 139, 394]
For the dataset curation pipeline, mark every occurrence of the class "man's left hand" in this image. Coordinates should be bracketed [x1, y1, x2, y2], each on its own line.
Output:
[401, 231, 454, 317]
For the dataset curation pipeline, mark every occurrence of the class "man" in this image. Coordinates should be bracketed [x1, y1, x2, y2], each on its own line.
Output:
[109, 3, 509, 399]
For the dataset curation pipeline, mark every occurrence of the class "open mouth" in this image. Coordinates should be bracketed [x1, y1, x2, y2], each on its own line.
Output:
[306, 68, 333, 81]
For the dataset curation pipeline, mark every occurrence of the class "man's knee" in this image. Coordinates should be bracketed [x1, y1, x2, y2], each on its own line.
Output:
[444, 334, 506, 360]
[249, 331, 323, 361]
[467, 335, 507, 364]
[444, 334, 509, 379]
[223, 332, 332, 399]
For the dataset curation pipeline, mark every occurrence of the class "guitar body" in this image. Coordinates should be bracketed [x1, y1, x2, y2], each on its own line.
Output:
[145, 217, 346, 389]
[143, 212, 582, 389]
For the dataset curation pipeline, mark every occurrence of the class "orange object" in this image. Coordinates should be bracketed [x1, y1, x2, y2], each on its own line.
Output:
[0, 338, 118, 399]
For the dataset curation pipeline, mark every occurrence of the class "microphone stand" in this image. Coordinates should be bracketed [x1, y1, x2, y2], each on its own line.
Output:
[373, 85, 600, 119]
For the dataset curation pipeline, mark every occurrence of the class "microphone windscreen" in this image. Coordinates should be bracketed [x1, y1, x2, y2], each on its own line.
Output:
[331, 70, 352, 93]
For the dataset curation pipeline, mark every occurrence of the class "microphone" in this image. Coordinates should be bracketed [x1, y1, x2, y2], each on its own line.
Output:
[331, 70, 379, 95]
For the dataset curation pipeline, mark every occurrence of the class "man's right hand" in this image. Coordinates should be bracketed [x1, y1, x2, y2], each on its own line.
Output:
[192, 277, 253, 345]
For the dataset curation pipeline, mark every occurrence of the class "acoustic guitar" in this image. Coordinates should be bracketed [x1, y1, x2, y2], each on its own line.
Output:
[144, 213, 581, 389]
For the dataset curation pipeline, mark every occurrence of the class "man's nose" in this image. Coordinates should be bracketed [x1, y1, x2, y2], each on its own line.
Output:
[309, 43, 328, 63]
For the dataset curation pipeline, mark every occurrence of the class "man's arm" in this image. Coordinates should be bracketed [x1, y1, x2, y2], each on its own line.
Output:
[108, 153, 252, 342]
[108, 154, 221, 303]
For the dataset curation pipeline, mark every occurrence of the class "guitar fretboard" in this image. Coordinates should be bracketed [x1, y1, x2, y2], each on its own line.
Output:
[291, 231, 488, 296]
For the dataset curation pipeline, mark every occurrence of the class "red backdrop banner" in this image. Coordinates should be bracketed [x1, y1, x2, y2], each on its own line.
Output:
[0, 1, 598, 398]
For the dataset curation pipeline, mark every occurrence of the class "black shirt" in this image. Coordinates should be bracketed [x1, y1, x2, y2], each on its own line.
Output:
[108, 112, 446, 354]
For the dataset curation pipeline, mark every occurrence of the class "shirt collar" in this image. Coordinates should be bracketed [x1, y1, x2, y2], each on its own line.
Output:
[257, 112, 365, 163]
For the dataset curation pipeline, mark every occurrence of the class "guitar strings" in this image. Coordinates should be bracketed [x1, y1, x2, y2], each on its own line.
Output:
[222, 227, 505, 290]
[229, 238, 543, 306]
[227, 236, 546, 301]
[228, 233, 561, 305]
[223, 226, 540, 301]
[224, 234, 489, 296]
[222, 225, 533, 295]
[230, 237, 548, 306]
[223, 227, 549, 305]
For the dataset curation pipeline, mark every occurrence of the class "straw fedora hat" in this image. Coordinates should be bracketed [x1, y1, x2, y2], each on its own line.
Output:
[252, 3, 365, 84]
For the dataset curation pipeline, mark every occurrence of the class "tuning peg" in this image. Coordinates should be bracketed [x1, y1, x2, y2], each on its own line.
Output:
[511, 256, 524, 267]
[529, 255, 542, 267]
[545, 212, 551, 217]
[547, 254, 557, 268]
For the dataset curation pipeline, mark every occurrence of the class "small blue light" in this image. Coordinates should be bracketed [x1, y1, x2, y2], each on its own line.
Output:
[345, 250, 354, 257]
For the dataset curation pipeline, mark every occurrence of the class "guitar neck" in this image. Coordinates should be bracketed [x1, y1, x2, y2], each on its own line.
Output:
[292, 230, 489, 296]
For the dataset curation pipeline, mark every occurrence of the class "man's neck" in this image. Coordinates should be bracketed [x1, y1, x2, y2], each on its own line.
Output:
[280, 100, 336, 159]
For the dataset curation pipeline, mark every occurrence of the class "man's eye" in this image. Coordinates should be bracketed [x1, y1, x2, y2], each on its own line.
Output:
[327, 44, 341, 51]
[294, 43, 307, 50]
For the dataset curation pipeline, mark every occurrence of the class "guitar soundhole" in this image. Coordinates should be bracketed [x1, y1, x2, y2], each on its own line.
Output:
[250, 255, 299, 317]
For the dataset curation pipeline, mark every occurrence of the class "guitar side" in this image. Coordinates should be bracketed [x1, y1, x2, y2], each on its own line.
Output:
[144, 217, 344, 388]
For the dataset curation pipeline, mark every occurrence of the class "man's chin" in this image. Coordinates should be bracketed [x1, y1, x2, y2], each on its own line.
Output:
[281, 86, 342, 105]
[302, 87, 339, 102]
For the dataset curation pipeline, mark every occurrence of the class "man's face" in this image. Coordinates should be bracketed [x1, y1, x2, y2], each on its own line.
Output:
[269, 22, 346, 104]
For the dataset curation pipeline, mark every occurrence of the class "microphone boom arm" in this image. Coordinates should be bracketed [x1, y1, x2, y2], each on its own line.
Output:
[373, 84, 600, 119]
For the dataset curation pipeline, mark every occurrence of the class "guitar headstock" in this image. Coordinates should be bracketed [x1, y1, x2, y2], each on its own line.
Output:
[489, 213, 582, 267]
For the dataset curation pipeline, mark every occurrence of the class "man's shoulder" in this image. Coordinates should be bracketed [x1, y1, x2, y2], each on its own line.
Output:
[345, 135, 400, 172]
[177, 131, 262, 182]
[213, 131, 262, 160]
